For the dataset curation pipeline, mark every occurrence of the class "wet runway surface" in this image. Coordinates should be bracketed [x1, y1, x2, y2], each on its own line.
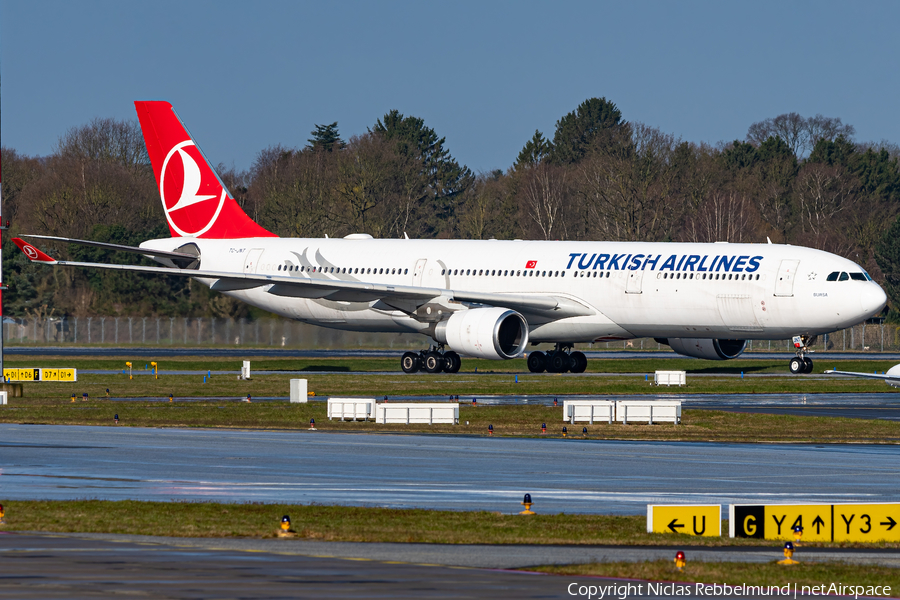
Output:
[2, 424, 899, 514]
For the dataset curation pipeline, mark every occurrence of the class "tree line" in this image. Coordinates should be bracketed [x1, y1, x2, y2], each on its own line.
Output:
[2, 97, 900, 319]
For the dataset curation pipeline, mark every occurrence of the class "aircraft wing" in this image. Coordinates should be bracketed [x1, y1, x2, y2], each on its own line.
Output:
[824, 369, 900, 383]
[12, 238, 592, 319]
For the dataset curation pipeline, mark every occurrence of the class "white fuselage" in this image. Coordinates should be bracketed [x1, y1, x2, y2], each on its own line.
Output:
[144, 237, 886, 344]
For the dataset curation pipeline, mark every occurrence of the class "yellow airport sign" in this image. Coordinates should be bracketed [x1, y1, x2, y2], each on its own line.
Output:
[56, 368, 77, 382]
[647, 504, 721, 536]
[731, 503, 900, 542]
[3, 368, 77, 382]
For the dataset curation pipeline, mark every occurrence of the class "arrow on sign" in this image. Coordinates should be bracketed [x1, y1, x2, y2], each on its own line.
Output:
[881, 516, 897, 531]
[668, 519, 685, 533]
[812, 515, 825, 534]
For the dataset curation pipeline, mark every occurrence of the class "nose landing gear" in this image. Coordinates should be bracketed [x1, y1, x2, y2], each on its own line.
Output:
[400, 346, 461, 374]
[789, 335, 815, 374]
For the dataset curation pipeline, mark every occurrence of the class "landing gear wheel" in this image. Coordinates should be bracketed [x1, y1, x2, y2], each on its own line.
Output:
[570, 351, 588, 374]
[424, 351, 444, 373]
[527, 351, 547, 373]
[401, 352, 420, 374]
[443, 351, 461, 373]
[789, 357, 804, 374]
[549, 351, 569, 373]
[802, 357, 813, 374]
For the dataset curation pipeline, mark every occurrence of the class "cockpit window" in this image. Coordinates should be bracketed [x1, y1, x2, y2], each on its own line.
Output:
[849, 273, 866, 281]
[838, 272, 849, 281]
[826, 272, 839, 281]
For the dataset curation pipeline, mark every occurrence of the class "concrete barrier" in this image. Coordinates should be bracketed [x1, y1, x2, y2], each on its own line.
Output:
[563, 400, 614, 424]
[327, 398, 375, 421]
[654, 370, 686, 386]
[616, 400, 682, 424]
[290, 379, 308, 403]
[376, 403, 459, 425]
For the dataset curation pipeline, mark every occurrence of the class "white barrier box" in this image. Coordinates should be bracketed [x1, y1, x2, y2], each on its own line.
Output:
[655, 370, 686, 386]
[241, 360, 251, 380]
[616, 400, 682, 424]
[290, 379, 308, 403]
[0, 391, 6, 405]
[563, 400, 614, 424]
[376, 403, 459, 425]
[327, 398, 375, 421]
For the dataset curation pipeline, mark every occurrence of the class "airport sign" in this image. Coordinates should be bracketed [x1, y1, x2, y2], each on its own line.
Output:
[730, 503, 900, 542]
[647, 504, 721, 536]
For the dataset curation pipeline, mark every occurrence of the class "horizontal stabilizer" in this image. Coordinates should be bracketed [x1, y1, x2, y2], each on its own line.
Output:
[22, 234, 198, 262]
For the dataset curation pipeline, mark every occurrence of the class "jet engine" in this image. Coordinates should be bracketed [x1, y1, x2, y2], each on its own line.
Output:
[434, 307, 528, 360]
[658, 338, 747, 360]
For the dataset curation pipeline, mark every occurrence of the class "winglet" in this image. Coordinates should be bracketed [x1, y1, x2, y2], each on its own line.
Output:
[12, 238, 58, 263]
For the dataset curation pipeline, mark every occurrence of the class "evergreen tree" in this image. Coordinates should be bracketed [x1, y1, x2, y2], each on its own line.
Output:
[373, 110, 474, 235]
[551, 97, 624, 165]
[514, 130, 552, 169]
[875, 215, 900, 317]
[307, 122, 344, 152]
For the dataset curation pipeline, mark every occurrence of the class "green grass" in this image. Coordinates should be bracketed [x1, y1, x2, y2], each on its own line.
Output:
[3, 501, 898, 550]
[532, 560, 900, 589]
[2, 391, 900, 442]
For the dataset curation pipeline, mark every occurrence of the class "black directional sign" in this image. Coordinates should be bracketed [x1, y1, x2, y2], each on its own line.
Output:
[731, 503, 900, 542]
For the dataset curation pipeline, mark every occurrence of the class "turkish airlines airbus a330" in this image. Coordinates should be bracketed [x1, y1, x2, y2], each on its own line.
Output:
[13, 101, 888, 374]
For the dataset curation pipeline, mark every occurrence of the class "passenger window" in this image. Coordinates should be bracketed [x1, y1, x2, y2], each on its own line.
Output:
[839, 272, 849, 281]
[690, 273, 694, 279]
[404, 268, 408, 274]
[850, 273, 866, 281]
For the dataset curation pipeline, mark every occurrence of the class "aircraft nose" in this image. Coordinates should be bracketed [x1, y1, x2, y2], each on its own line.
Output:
[860, 284, 887, 317]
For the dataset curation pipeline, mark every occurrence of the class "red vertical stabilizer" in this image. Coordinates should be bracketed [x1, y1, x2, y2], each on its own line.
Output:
[134, 101, 276, 239]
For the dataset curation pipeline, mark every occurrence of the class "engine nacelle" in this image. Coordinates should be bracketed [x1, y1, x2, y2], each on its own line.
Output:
[660, 338, 747, 360]
[434, 307, 528, 360]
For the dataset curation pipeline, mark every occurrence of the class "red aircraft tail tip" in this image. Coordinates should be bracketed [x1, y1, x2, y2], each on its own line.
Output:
[12, 238, 57, 263]
[134, 101, 276, 239]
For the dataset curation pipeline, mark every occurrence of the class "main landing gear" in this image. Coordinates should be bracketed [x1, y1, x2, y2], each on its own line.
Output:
[526, 344, 587, 374]
[401, 345, 461, 374]
[789, 335, 815, 374]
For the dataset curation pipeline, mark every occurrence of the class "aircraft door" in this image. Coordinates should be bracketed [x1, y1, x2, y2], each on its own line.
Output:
[243, 248, 265, 273]
[412, 258, 427, 286]
[625, 269, 644, 294]
[774, 259, 800, 297]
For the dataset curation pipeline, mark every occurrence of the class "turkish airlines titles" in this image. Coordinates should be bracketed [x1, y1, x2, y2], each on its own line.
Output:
[564, 252, 764, 273]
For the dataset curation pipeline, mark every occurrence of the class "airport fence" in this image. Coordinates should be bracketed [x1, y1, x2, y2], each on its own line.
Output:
[0, 316, 896, 353]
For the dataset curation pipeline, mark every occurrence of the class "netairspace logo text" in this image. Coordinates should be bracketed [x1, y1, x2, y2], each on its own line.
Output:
[567, 582, 893, 599]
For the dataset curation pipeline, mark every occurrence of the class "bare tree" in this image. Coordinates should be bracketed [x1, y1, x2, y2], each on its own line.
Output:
[577, 124, 678, 242]
[516, 162, 570, 240]
[55, 118, 149, 173]
[747, 113, 854, 158]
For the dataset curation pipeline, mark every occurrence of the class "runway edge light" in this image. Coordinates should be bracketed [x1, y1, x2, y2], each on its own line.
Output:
[520, 493, 535, 515]
[674, 550, 685, 571]
[777, 541, 799, 565]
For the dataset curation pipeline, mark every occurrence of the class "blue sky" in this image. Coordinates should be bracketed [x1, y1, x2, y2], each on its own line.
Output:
[2, 1, 898, 174]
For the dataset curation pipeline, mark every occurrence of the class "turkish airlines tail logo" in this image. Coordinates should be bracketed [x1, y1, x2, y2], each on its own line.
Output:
[135, 101, 275, 239]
